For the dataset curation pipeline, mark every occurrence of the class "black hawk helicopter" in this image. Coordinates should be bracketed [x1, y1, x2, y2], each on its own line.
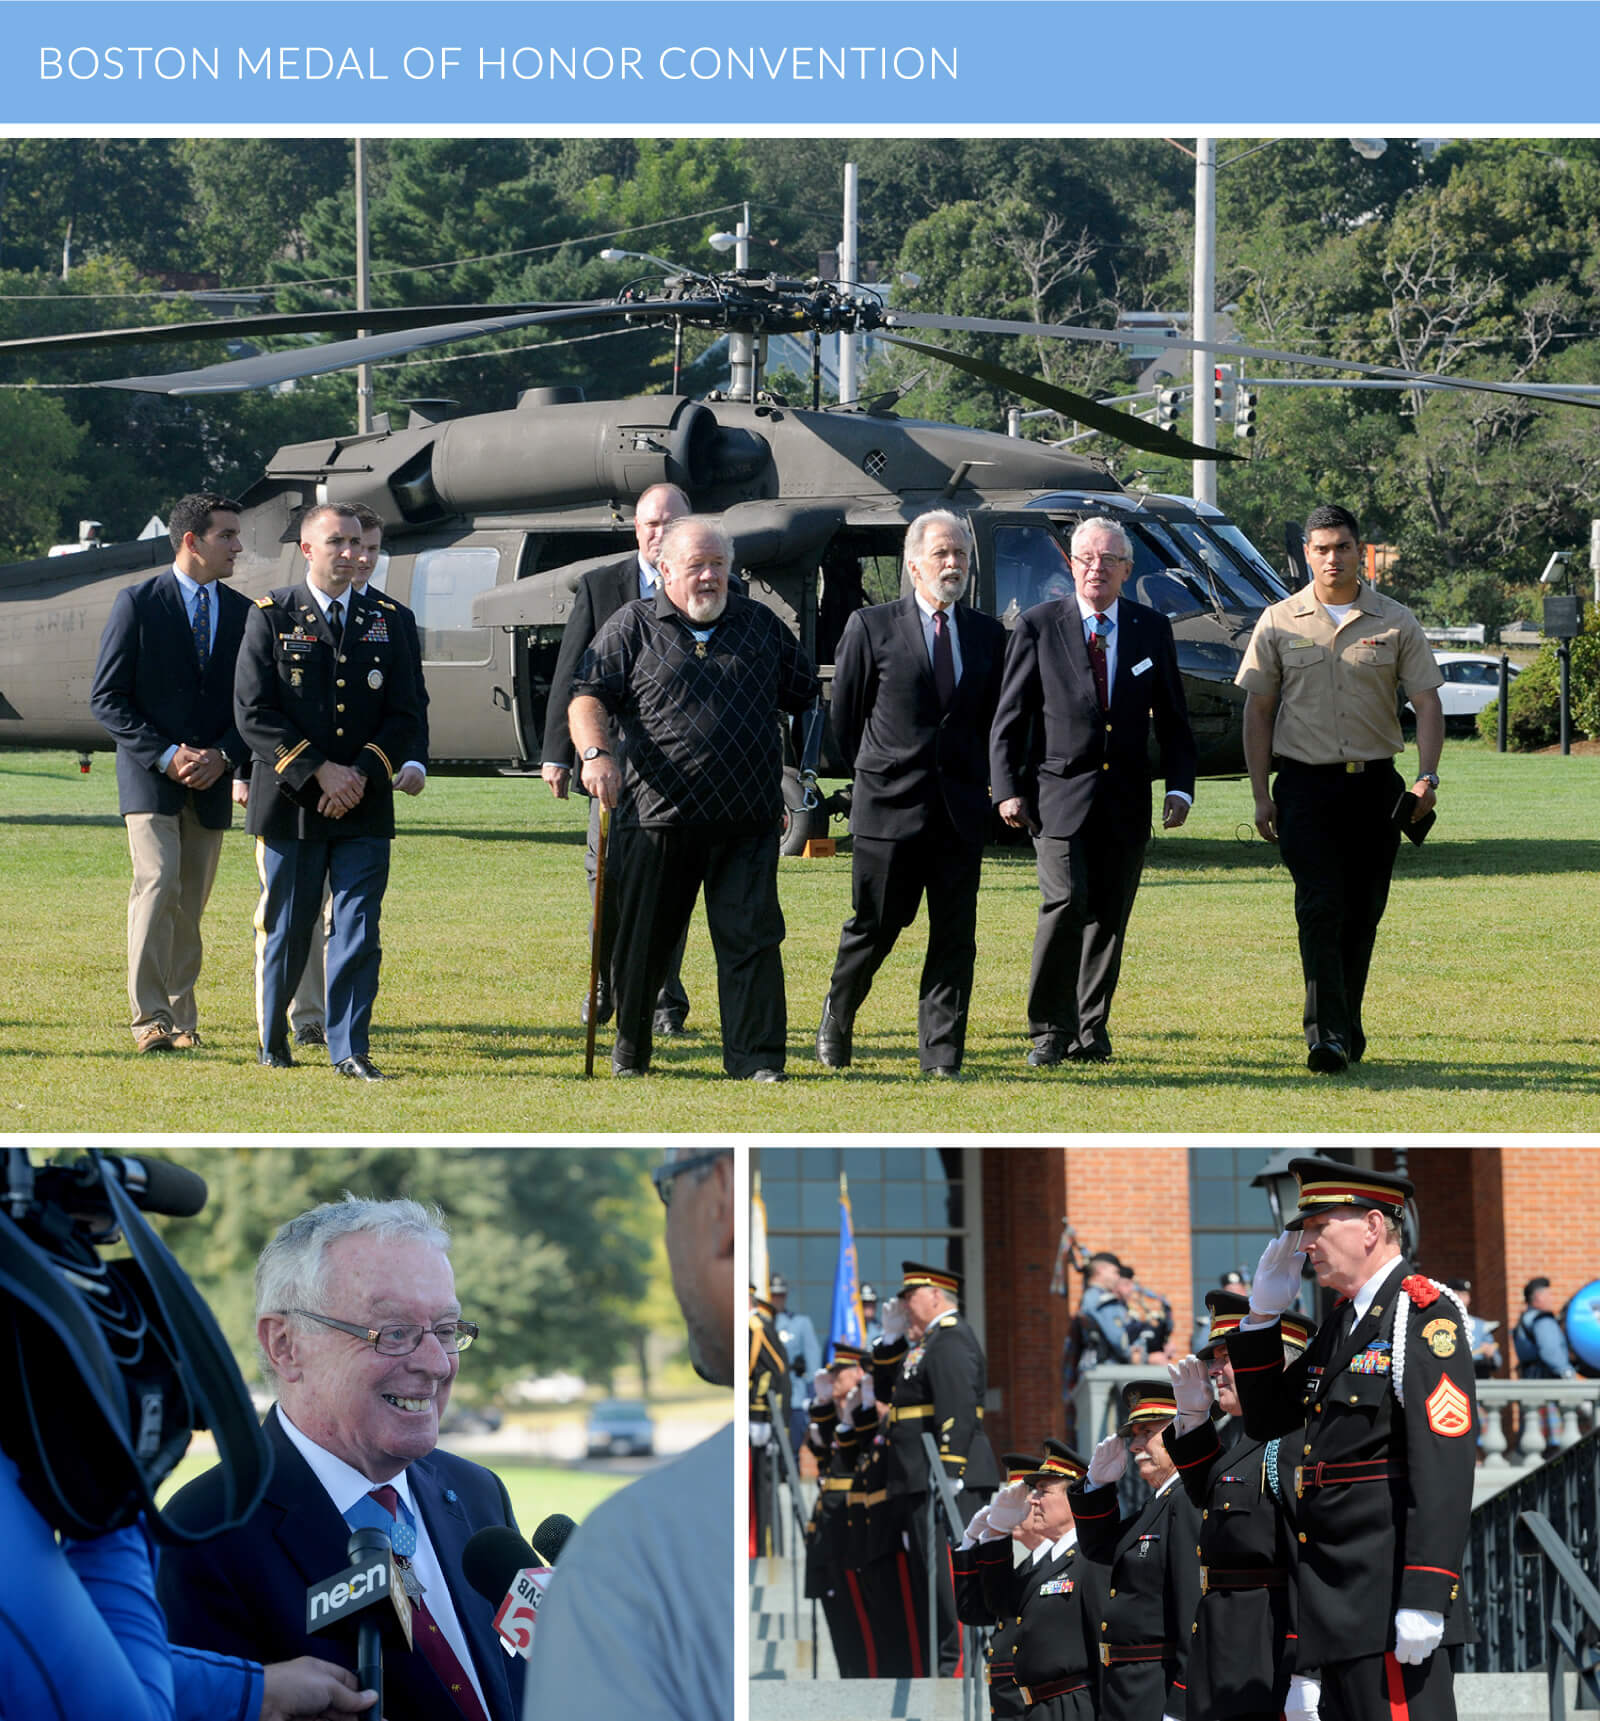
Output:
[2, 267, 1590, 848]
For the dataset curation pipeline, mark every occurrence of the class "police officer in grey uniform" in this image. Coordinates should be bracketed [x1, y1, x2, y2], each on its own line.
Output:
[1236, 503, 1444, 1073]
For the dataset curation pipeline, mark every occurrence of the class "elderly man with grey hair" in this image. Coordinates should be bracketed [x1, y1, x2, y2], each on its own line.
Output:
[991, 514, 1197, 1067]
[816, 508, 1006, 1077]
[158, 1196, 528, 1721]
[569, 516, 820, 1081]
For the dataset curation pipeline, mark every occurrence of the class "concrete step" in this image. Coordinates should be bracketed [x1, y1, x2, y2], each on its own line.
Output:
[1455, 1670, 1572, 1717]
[750, 1677, 978, 1721]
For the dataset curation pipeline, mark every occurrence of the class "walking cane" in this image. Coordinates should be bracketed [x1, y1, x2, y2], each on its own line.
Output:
[584, 805, 611, 1077]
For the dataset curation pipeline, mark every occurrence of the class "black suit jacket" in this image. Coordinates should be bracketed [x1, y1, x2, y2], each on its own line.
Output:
[831, 596, 1006, 841]
[234, 583, 422, 843]
[989, 596, 1197, 840]
[157, 1410, 526, 1721]
[540, 553, 642, 771]
[89, 570, 251, 828]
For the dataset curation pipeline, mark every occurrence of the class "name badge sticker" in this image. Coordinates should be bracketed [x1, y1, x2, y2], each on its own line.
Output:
[1131, 656, 1153, 677]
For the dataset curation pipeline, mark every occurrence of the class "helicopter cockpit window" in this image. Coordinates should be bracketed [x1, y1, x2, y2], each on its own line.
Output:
[410, 548, 499, 664]
[1162, 520, 1281, 611]
[1112, 523, 1210, 621]
[992, 526, 1076, 624]
[1205, 522, 1296, 603]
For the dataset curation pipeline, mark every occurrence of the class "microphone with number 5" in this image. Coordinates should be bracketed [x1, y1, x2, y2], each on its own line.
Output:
[462, 1514, 576, 1660]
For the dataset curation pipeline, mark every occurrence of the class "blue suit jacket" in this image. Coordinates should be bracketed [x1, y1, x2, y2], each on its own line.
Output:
[156, 1410, 527, 1721]
[90, 569, 250, 829]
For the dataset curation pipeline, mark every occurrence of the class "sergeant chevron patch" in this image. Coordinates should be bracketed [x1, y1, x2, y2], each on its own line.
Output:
[1424, 1376, 1471, 1437]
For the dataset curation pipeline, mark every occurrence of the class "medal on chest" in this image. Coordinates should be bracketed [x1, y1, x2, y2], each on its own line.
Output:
[1347, 1341, 1392, 1376]
[901, 1342, 927, 1377]
[1038, 1576, 1075, 1596]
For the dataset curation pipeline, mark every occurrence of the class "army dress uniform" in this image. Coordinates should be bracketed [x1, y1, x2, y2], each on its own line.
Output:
[887, 1263, 1001, 1677]
[1229, 1162, 1479, 1721]
[1068, 1382, 1202, 1721]
[847, 1331, 918, 1678]
[1235, 580, 1442, 1062]
[234, 581, 421, 1066]
[803, 1354, 876, 1678]
[1166, 1295, 1318, 1721]
[953, 1453, 1038, 1720]
[748, 1296, 790, 1558]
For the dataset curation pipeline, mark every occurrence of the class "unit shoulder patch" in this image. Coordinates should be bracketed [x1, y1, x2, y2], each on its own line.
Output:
[1421, 1317, 1458, 1359]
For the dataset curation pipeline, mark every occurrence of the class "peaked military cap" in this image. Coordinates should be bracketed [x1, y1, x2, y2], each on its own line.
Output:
[1284, 1155, 1412, 1230]
[899, 1259, 961, 1298]
[1023, 1438, 1088, 1486]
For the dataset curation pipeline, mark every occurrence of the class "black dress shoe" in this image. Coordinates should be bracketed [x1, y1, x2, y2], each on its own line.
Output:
[1027, 1041, 1064, 1068]
[612, 1063, 646, 1079]
[1068, 1030, 1113, 1063]
[748, 1067, 788, 1083]
[925, 1066, 963, 1080]
[652, 1011, 688, 1037]
[258, 1046, 295, 1069]
[580, 979, 614, 1027]
[1307, 1038, 1349, 1075]
[336, 1054, 394, 1080]
[294, 1023, 327, 1048]
[815, 1002, 853, 1068]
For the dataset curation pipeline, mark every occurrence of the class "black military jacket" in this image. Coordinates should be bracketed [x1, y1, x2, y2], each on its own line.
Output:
[1229, 1259, 1479, 1665]
[886, 1311, 1000, 1498]
[1068, 1476, 1202, 1721]
[976, 1532, 1101, 1708]
[748, 1307, 790, 1429]
[951, 1539, 1027, 1717]
[235, 583, 421, 842]
[845, 1335, 908, 1570]
[1168, 1417, 1297, 1715]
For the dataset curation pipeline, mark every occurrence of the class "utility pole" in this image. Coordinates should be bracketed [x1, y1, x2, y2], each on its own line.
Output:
[1191, 137, 1217, 506]
[354, 140, 373, 434]
[839, 162, 859, 408]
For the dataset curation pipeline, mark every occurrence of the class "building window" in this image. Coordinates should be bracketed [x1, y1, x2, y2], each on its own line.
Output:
[411, 547, 498, 664]
[753, 1147, 976, 1350]
[1187, 1148, 1305, 1347]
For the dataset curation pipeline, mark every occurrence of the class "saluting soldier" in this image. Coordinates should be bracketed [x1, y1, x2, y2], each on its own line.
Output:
[748, 1288, 790, 1558]
[1166, 1295, 1321, 1721]
[847, 1314, 917, 1677]
[965, 1442, 1101, 1721]
[803, 1345, 876, 1677]
[1068, 1380, 1202, 1721]
[234, 504, 421, 1078]
[1230, 1157, 1479, 1721]
[952, 1454, 1046, 1719]
[887, 1260, 1001, 1677]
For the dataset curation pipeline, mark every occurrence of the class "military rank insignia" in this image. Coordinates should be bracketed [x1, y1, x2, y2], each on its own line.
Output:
[1421, 1318, 1458, 1359]
[1347, 1342, 1392, 1376]
[1136, 1533, 1160, 1559]
[1424, 1376, 1472, 1437]
[1038, 1577, 1075, 1596]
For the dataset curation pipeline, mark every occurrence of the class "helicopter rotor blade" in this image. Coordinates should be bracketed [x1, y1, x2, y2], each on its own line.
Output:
[885, 310, 1600, 413]
[0, 302, 597, 362]
[96, 303, 650, 395]
[877, 333, 1240, 462]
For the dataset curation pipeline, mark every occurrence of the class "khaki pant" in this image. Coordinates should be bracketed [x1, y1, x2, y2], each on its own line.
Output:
[124, 803, 226, 1035]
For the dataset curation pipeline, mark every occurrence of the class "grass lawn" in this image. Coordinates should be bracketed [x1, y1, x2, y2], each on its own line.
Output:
[3, 743, 1597, 1131]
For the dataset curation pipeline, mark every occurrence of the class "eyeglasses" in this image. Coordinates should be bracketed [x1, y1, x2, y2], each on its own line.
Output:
[1072, 553, 1130, 569]
[295, 1310, 479, 1355]
[650, 1149, 733, 1207]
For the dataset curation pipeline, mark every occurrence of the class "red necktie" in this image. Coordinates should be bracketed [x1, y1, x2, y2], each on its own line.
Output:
[932, 608, 956, 708]
[368, 1485, 489, 1721]
[1089, 612, 1110, 708]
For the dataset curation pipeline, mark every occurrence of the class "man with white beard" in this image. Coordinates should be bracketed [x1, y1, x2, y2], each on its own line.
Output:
[568, 517, 820, 1080]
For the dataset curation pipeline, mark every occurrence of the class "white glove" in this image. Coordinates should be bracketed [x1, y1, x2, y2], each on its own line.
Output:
[1249, 1230, 1306, 1319]
[1087, 1435, 1127, 1488]
[1392, 1608, 1444, 1664]
[807, 1420, 822, 1446]
[1284, 1672, 1321, 1717]
[1168, 1355, 1214, 1428]
[986, 1479, 1033, 1533]
[812, 1368, 833, 1402]
[749, 1422, 771, 1447]
[963, 1502, 994, 1543]
[859, 1376, 875, 1409]
[879, 1297, 909, 1341]
[839, 1384, 861, 1422]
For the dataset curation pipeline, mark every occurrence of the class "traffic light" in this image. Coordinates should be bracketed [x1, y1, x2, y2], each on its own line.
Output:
[1156, 388, 1183, 431]
[1212, 363, 1237, 416]
[1234, 387, 1258, 439]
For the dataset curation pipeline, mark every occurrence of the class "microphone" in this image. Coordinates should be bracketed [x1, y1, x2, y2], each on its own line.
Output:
[463, 1519, 574, 1660]
[307, 1525, 414, 1713]
[51, 1151, 210, 1218]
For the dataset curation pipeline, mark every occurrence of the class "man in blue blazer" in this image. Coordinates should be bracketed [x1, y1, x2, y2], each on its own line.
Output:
[157, 1197, 527, 1721]
[817, 510, 1006, 1077]
[990, 516, 1197, 1066]
[89, 492, 251, 1054]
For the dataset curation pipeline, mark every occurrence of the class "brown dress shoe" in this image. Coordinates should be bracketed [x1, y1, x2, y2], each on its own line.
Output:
[135, 1024, 174, 1054]
[170, 1030, 202, 1050]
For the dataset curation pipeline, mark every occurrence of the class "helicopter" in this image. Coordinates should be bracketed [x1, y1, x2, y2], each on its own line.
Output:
[3, 265, 1590, 849]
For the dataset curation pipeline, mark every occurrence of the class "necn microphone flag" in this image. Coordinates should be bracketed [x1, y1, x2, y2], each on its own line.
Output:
[828, 1174, 866, 1363]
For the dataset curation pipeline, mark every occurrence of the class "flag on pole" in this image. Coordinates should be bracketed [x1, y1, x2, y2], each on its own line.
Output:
[828, 1174, 866, 1362]
[750, 1173, 770, 1303]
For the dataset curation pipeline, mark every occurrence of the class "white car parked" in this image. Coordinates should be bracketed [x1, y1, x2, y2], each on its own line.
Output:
[1406, 651, 1520, 733]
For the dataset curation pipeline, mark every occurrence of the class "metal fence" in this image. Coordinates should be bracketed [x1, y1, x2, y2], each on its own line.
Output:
[1462, 1424, 1600, 1674]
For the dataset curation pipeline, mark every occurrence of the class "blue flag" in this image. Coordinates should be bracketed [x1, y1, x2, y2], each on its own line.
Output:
[828, 1187, 865, 1361]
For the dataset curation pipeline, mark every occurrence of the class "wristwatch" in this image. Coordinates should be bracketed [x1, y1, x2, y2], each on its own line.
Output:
[1418, 772, 1440, 789]
[582, 746, 611, 762]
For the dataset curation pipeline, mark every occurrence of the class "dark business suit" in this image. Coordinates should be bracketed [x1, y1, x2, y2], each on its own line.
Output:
[542, 552, 689, 1024]
[89, 569, 251, 1037]
[157, 1409, 526, 1721]
[823, 596, 1005, 1071]
[990, 596, 1196, 1057]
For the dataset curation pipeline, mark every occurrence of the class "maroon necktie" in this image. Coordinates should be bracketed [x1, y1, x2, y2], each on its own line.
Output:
[932, 608, 956, 709]
[1088, 612, 1110, 709]
[368, 1485, 489, 1721]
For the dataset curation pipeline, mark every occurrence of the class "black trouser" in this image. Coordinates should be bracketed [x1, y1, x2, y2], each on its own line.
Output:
[900, 1490, 987, 1678]
[1027, 811, 1147, 1052]
[1320, 1650, 1455, 1721]
[819, 1571, 875, 1678]
[612, 822, 786, 1076]
[1274, 758, 1405, 1057]
[587, 790, 690, 1022]
[825, 814, 983, 1070]
[855, 1550, 919, 1678]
